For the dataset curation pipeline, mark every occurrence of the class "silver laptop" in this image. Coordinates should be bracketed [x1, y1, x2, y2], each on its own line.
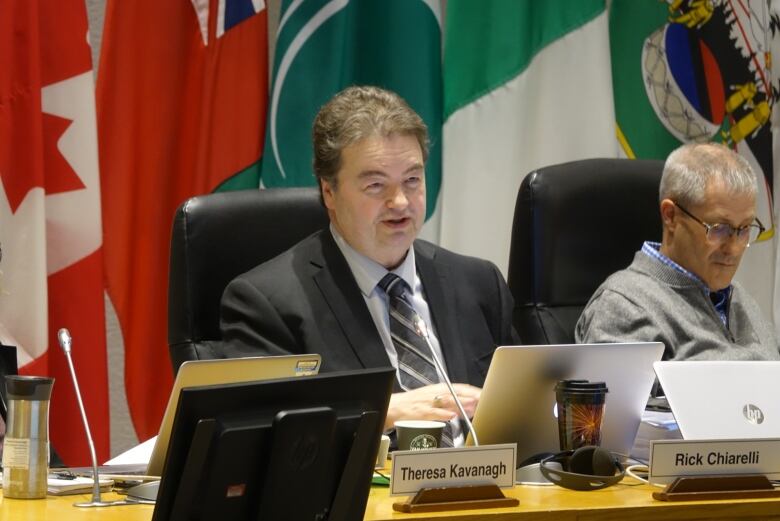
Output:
[469, 343, 664, 464]
[145, 354, 320, 476]
[654, 360, 780, 440]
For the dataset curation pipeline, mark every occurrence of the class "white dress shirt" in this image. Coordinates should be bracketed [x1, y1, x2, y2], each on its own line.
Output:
[330, 225, 464, 445]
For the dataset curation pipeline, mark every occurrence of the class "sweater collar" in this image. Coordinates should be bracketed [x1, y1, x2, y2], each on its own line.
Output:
[639, 242, 732, 325]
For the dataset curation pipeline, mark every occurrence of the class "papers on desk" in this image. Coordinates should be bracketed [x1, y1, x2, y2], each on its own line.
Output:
[105, 435, 156, 465]
[631, 410, 682, 463]
[642, 410, 679, 430]
[47, 475, 114, 496]
[65, 436, 159, 483]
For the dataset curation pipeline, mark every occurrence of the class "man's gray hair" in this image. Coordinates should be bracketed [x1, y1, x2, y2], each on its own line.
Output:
[312, 85, 429, 190]
[659, 142, 757, 206]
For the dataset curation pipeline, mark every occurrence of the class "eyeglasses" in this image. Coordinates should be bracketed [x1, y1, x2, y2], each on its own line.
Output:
[673, 202, 765, 247]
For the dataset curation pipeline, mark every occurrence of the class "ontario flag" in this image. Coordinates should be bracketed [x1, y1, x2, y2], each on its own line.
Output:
[0, 0, 109, 464]
[97, 0, 268, 441]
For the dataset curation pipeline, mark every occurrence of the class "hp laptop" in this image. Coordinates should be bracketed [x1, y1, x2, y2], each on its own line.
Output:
[469, 343, 664, 464]
[654, 360, 780, 440]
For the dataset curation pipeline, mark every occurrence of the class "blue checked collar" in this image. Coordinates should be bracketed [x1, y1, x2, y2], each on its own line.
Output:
[641, 241, 731, 325]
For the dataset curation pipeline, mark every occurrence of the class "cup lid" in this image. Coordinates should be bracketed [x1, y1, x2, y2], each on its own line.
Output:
[6, 375, 55, 400]
[394, 420, 446, 429]
[555, 379, 608, 393]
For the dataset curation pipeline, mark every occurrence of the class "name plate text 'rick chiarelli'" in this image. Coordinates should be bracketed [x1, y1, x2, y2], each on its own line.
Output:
[650, 438, 780, 484]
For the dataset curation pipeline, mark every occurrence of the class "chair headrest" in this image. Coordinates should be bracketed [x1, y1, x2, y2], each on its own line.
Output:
[168, 187, 329, 350]
[508, 158, 664, 307]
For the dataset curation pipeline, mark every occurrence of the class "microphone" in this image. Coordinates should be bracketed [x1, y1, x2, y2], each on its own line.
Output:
[57, 328, 115, 507]
[412, 316, 480, 446]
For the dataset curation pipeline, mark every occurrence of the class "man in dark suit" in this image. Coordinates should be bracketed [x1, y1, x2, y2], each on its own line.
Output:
[220, 86, 518, 436]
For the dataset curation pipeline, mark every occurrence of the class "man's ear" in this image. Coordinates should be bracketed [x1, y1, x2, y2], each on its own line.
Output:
[660, 199, 676, 230]
[321, 178, 336, 210]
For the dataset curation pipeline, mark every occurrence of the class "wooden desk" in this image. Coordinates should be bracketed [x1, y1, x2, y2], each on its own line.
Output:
[3, 480, 780, 520]
[0, 491, 154, 520]
[365, 479, 780, 520]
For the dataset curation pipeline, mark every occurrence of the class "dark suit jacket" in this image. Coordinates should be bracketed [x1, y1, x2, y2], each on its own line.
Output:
[219, 229, 518, 387]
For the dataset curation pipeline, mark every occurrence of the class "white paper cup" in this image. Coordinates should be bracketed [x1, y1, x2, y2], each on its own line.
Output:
[375, 434, 391, 468]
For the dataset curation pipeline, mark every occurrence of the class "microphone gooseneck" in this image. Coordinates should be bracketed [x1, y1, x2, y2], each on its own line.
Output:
[412, 316, 480, 446]
[57, 328, 116, 507]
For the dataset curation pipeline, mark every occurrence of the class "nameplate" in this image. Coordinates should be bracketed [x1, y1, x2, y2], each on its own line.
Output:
[650, 438, 780, 484]
[390, 444, 516, 496]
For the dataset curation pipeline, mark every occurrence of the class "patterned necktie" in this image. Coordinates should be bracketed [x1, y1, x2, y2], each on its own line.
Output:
[378, 273, 453, 447]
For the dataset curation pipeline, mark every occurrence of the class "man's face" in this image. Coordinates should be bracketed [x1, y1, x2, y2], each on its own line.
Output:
[322, 133, 426, 269]
[662, 179, 756, 290]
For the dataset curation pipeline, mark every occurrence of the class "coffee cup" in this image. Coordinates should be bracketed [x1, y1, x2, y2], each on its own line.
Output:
[555, 380, 608, 451]
[375, 434, 391, 467]
[394, 420, 445, 451]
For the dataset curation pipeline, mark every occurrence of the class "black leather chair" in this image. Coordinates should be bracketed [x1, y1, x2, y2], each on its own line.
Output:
[507, 158, 664, 345]
[167, 187, 329, 373]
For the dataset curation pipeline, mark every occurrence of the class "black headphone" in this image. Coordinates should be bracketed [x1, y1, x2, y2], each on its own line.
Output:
[539, 446, 625, 491]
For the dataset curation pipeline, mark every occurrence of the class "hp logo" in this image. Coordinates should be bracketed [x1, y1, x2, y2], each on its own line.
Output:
[743, 404, 764, 425]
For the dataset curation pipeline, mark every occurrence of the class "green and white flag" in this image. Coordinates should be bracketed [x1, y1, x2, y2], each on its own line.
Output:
[441, 0, 617, 274]
[261, 0, 443, 219]
[610, 0, 779, 322]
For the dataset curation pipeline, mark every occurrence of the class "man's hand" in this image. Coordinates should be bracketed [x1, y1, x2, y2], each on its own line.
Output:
[383, 383, 481, 430]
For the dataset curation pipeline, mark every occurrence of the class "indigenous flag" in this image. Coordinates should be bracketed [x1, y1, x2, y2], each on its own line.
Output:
[0, 0, 108, 464]
[442, 0, 618, 274]
[261, 0, 443, 220]
[97, 0, 268, 440]
[610, 0, 779, 325]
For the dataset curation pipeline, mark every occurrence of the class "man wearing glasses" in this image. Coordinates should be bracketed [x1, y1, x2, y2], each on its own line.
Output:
[576, 142, 779, 360]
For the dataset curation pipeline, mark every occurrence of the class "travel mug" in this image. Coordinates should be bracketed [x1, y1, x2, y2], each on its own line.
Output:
[2, 375, 54, 498]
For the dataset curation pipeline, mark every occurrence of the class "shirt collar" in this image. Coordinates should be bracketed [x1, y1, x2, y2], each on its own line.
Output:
[641, 241, 732, 296]
[329, 224, 416, 297]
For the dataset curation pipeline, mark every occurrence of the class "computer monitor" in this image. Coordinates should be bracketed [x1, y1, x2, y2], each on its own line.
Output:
[151, 367, 395, 521]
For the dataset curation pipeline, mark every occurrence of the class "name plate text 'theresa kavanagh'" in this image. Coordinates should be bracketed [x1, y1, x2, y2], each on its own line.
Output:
[390, 444, 516, 496]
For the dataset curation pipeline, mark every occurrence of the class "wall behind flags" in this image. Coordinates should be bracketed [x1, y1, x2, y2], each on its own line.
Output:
[84, 1, 780, 457]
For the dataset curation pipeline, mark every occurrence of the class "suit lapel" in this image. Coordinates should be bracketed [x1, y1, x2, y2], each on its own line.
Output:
[415, 242, 469, 384]
[310, 232, 390, 369]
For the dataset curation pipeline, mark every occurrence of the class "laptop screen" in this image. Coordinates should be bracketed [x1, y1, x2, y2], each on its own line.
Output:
[147, 354, 321, 476]
[655, 360, 780, 440]
[469, 342, 664, 464]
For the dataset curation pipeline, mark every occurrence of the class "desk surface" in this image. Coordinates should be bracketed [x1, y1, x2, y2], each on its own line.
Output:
[3, 480, 780, 521]
[0, 491, 154, 521]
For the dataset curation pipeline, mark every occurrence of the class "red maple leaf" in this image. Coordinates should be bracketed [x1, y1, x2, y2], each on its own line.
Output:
[41, 112, 86, 198]
[0, 108, 85, 214]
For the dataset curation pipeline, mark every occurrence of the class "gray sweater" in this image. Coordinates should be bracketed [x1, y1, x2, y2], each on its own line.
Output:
[575, 251, 780, 360]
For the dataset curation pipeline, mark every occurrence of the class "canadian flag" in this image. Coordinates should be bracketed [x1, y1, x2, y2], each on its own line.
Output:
[0, 0, 109, 465]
